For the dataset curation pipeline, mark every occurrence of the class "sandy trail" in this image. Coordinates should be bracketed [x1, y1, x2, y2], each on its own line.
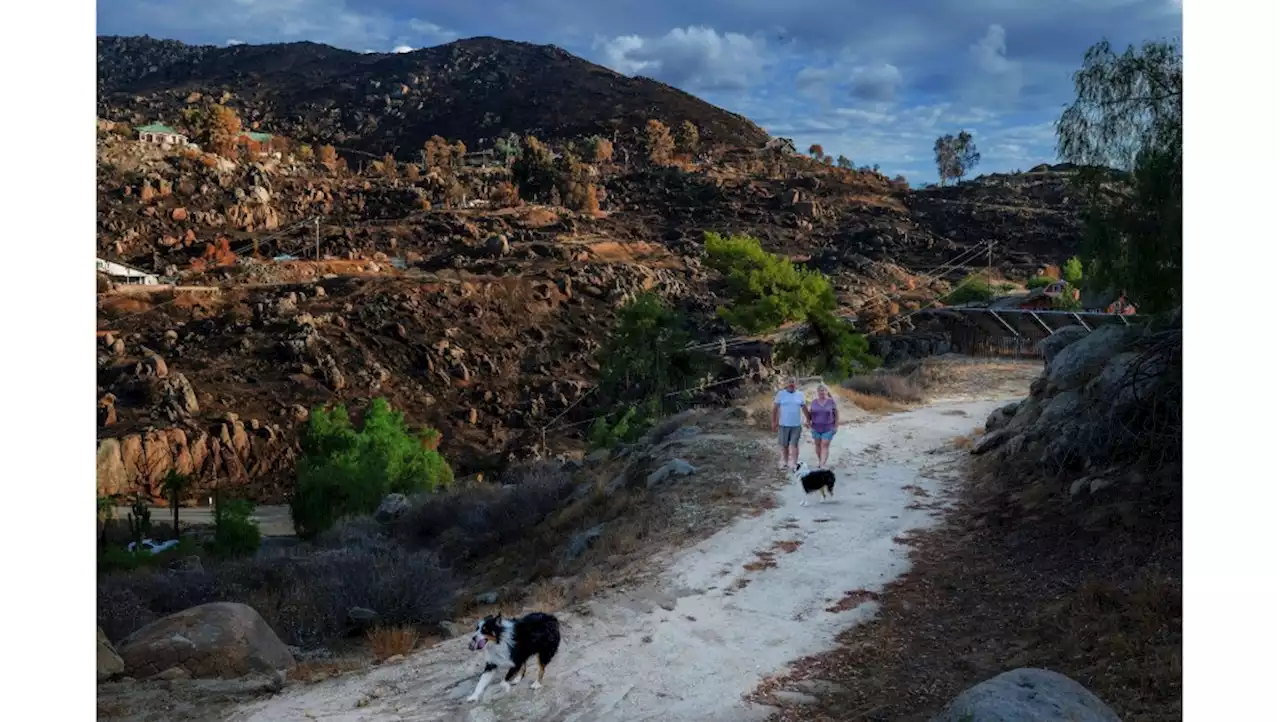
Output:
[229, 390, 1018, 722]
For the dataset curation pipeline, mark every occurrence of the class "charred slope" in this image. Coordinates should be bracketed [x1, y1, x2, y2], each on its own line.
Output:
[96, 35, 769, 156]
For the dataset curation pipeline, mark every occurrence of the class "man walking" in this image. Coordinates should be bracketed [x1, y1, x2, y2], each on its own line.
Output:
[772, 378, 808, 470]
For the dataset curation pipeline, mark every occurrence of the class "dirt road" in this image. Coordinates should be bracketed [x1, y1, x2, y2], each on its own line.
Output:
[227, 386, 1020, 722]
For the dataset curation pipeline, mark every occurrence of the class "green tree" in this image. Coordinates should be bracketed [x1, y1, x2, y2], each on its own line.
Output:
[776, 309, 880, 381]
[933, 130, 981, 185]
[291, 398, 453, 539]
[1056, 39, 1182, 314]
[597, 292, 711, 418]
[1063, 256, 1085, 286]
[836, 155, 853, 170]
[704, 232, 836, 333]
[704, 232, 878, 378]
[512, 135, 558, 202]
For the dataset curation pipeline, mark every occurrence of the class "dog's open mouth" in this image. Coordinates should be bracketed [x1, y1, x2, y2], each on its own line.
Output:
[469, 637, 487, 651]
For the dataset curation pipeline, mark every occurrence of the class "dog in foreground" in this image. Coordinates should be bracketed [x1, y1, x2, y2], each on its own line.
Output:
[466, 612, 561, 703]
[793, 462, 836, 505]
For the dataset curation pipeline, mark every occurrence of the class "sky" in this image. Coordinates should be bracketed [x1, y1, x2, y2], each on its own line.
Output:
[97, 0, 1182, 184]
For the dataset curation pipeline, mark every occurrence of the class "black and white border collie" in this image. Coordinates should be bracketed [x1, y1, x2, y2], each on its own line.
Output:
[793, 462, 836, 506]
[466, 612, 561, 703]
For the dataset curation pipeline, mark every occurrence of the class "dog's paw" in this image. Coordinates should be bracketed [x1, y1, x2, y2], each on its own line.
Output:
[500, 681, 512, 694]
[466, 694, 481, 703]
[530, 681, 543, 690]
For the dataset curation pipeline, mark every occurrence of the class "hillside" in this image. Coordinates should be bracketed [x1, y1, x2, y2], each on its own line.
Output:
[94, 36, 1090, 503]
[96, 35, 770, 156]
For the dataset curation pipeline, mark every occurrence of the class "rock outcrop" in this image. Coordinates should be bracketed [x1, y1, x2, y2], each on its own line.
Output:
[96, 413, 296, 501]
[117, 602, 296, 680]
[973, 319, 1181, 496]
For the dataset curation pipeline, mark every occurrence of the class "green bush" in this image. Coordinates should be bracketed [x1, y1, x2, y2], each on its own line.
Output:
[704, 231, 836, 333]
[291, 398, 453, 540]
[1026, 275, 1055, 290]
[942, 274, 997, 304]
[206, 495, 261, 559]
[588, 406, 648, 450]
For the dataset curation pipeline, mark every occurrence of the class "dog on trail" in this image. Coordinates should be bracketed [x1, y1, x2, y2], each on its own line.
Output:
[793, 462, 836, 506]
[466, 612, 561, 703]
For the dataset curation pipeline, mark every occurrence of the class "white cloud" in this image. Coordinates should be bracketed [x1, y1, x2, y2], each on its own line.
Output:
[225, 38, 245, 46]
[850, 63, 903, 101]
[392, 45, 414, 53]
[966, 24, 1023, 101]
[595, 26, 770, 91]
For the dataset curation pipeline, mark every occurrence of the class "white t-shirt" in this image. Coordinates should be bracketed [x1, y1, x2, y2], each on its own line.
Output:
[774, 389, 807, 427]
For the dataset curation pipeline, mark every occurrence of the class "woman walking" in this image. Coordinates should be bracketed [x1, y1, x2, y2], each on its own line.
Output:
[806, 385, 840, 468]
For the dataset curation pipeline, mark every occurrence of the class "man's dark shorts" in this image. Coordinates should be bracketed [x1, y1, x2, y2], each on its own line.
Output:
[777, 425, 802, 448]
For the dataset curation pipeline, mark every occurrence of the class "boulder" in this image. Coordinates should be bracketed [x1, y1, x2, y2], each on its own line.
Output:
[562, 523, 605, 563]
[985, 400, 1021, 433]
[646, 458, 698, 487]
[1045, 325, 1141, 394]
[929, 668, 1121, 722]
[97, 626, 125, 682]
[117, 602, 296, 680]
[1037, 326, 1090, 365]
[374, 493, 411, 523]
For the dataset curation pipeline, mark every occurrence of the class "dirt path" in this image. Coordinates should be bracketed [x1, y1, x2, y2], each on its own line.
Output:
[226, 387, 1020, 722]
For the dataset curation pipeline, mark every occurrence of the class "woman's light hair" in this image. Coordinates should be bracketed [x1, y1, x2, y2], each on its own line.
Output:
[815, 384, 829, 396]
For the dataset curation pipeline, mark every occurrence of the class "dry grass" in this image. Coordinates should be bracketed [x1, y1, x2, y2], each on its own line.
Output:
[951, 435, 973, 450]
[526, 579, 569, 612]
[752, 460, 1182, 722]
[771, 539, 803, 554]
[840, 374, 925, 404]
[839, 389, 905, 414]
[365, 625, 419, 661]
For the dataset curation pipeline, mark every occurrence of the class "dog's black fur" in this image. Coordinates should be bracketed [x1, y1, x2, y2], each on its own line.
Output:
[793, 462, 836, 504]
[467, 612, 561, 702]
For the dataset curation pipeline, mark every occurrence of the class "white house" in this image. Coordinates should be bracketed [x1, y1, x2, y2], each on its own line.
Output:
[135, 123, 189, 147]
[96, 258, 159, 285]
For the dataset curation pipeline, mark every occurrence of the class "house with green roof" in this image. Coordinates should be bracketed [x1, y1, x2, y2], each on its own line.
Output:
[135, 123, 188, 146]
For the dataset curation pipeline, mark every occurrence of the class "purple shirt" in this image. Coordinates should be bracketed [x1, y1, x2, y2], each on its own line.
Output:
[809, 397, 837, 432]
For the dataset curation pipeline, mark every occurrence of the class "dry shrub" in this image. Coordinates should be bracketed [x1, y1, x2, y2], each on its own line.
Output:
[490, 181, 521, 207]
[951, 435, 973, 450]
[840, 373, 925, 404]
[570, 568, 607, 602]
[366, 625, 418, 661]
[526, 579, 568, 612]
[97, 543, 457, 650]
[841, 390, 904, 413]
[392, 464, 577, 567]
[198, 153, 220, 168]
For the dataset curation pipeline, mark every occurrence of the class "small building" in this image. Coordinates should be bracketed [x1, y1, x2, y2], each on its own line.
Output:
[96, 258, 159, 285]
[136, 123, 188, 146]
[238, 131, 274, 147]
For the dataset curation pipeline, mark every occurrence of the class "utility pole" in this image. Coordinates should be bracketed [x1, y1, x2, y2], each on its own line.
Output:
[314, 217, 321, 261]
[987, 240, 993, 295]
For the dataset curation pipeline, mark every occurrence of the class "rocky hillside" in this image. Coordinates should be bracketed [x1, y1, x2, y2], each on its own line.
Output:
[96, 35, 769, 156]
[95, 52, 1091, 503]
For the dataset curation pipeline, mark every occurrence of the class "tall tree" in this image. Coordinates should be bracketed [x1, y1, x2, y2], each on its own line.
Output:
[933, 131, 981, 185]
[1056, 39, 1182, 313]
